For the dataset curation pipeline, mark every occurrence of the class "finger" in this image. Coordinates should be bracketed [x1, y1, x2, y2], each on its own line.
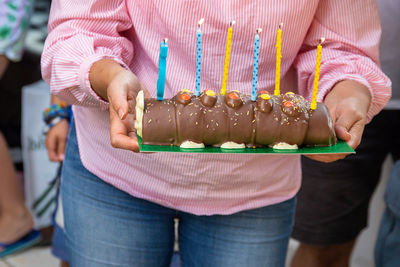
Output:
[111, 133, 140, 152]
[335, 124, 352, 142]
[108, 84, 129, 120]
[306, 153, 348, 163]
[347, 120, 365, 150]
[45, 135, 58, 162]
[57, 136, 67, 161]
[110, 107, 139, 152]
[334, 110, 360, 142]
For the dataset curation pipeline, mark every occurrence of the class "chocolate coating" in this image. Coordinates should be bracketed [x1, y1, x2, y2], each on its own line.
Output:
[256, 97, 273, 113]
[200, 93, 217, 107]
[224, 91, 244, 109]
[140, 91, 337, 147]
[175, 91, 192, 105]
[304, 104, 337, 146]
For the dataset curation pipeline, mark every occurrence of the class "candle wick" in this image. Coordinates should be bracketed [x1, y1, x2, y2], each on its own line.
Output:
[163, 38, 168, 43]
[230, 21, 236, 27]
[279, 23, 283, 29]
[256, 28, 262, 34]
[320, 37, 326, 44]
[198, 18, 205, 28]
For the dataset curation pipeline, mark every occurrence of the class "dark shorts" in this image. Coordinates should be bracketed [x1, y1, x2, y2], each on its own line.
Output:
[292, 110, 400, 245]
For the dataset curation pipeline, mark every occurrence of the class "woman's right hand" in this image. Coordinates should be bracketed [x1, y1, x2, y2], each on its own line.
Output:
[89, 59, 150, 152]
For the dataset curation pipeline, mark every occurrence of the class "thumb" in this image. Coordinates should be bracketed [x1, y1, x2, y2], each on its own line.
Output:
[334, 112, 354, 142]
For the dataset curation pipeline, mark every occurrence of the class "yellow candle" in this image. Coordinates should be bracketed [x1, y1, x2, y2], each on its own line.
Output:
[221, 21, 235, 95]
[311, 38, 325, 110]
[274, 23, 283, 96]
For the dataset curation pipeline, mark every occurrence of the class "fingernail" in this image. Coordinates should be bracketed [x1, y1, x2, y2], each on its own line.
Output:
[118, 109, 125, 120]
[59, 154, 65, 161]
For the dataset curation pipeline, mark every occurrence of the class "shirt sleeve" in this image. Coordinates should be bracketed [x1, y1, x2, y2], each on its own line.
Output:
[41, 0, 133, 109]
[0, 0, 34, 61]
[294, 0, 392, 122]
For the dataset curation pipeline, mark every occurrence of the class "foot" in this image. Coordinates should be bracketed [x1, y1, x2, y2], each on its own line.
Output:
[0, 207, 34, 248]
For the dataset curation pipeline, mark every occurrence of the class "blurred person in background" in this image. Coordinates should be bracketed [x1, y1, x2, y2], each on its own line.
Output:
[44, 94, 70, 267]
[375, 161, 400, 267]
[0, 0, 41, 258]
[291, 0, 399, 266]
[374, 0, 400, 266]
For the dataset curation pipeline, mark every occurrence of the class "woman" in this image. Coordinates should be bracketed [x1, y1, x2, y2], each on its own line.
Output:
[42, 1, 390, 266]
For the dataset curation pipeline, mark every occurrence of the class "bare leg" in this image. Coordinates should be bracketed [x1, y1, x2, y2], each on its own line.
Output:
[0, 55, 9, 79]
[0, 132, 33, 245]
[291, 240, 356, 267]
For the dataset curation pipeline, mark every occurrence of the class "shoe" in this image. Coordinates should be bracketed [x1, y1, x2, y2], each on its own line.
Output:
[0, 230, 42, 258]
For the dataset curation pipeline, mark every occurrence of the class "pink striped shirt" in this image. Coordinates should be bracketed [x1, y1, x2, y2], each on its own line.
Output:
[41, 0, 391, 215]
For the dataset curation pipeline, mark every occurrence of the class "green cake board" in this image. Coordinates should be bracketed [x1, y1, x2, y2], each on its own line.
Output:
[137, 136, 354, 155]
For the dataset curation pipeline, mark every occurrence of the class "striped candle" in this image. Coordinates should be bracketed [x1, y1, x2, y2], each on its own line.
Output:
[156, 39, 168, 101]
[251, 28, 261, 101]
[195, 18, 204, 96]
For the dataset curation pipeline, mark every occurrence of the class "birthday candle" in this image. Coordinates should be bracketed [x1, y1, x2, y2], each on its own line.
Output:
[311, 38, 324, 110]
[251, 28, 261, 101]
[195, 18, 204, 97]
[274, 23, 283, 96]
[220, 21, 235, 95]
[157, 39, 168, 101]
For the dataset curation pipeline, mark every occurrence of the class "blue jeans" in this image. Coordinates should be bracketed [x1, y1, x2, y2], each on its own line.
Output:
[61, 119, 295, 267]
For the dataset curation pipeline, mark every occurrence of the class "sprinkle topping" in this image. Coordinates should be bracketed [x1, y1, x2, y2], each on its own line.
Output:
[180, 93, 191, 101]
[228, 92, 239, 100]
[283, 101, 294, 107]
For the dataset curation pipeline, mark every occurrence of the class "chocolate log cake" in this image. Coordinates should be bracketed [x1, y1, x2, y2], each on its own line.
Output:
[135, 89, 336, 149]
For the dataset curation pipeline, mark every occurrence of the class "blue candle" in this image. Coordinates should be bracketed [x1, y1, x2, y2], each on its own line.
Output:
[251, 29, 261, 101]
[157, 39, 168, 101]
[195, 18, 204, 96]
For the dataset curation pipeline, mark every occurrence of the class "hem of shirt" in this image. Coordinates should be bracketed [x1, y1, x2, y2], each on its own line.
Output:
[97, 174, 300, 216]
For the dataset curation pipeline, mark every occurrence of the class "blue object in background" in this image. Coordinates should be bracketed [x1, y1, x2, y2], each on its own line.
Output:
[157, 39, 168, 101]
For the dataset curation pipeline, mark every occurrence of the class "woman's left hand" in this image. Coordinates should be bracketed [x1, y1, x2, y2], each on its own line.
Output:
[45, 119, 69, 162]
[306, 80, 371, 163]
